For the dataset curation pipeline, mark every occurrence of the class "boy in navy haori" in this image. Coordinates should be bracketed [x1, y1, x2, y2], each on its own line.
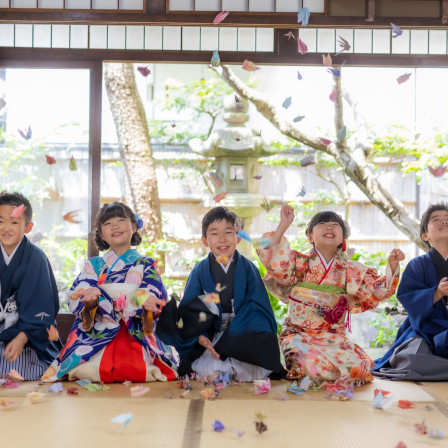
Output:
[157, 207, 285, 381]
[374, 203, 448, 380]
[0, 192, 61, 380]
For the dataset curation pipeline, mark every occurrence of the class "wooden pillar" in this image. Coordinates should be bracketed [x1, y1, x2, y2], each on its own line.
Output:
[366, 0, 375, 22]
[88, 59, 102, 258]
[443, 0, 448, 24]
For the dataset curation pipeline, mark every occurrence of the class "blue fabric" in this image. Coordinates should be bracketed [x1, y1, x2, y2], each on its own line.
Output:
[0, 236, 61, 364]
[373, 252, 448, 370]
[160, 251, 282, 373]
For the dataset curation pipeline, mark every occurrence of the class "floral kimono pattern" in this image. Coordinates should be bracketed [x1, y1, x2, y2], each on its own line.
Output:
[258, 235, 399, 384]
[42, 250, 177, 383]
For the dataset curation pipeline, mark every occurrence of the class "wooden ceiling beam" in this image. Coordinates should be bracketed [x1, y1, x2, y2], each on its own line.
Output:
[1, 11, 448, 28]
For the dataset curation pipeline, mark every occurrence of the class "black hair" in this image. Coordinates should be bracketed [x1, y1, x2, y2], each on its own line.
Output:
[0, 191, 33, 224]
[306, 210, 349, 239]
[202, 206, 238, 237]
[420, 202, 448, 249]
[94, 202, 142, 251]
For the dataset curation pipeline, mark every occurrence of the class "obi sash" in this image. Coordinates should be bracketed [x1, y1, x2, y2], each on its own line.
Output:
[288, 286, 351, 332]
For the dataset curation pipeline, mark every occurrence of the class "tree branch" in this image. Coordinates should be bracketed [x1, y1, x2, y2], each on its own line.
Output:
[211, 64, 425, 251]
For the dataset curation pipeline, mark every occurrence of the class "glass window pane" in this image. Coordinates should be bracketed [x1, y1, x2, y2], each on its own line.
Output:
[11, 0, 37, 7]
[256, 28, 274, 52]
[108, 25, 126, 49]
[182, 27, 200, 51]
[169, 0, 194, 11]
[1, 68, 91, 304]
[120, 0, 143, 9]
[0, 24, 15, 47]
[195, 0, 219, 11]
[126, 25, 144, 50]
[298, 28, 316, 53]
[372, 29, 390, 54]
[70, 25, 88, 48]
[304, 0, 325, 13]
[163, 26, 181, 50]
[52, 25, 70, 48]
[429, 30, 447, 55]
[219, 27, 237, 51]
[391, 29, 410, 54]
[200, 27, 219, 51]
[39, 0, 64, 7]
[276, 0, 298, 12]
[90, 25, 108, 49]
[93, 0, 118, 9]
[0, 0, 9, 6]
[145, 26, 163, 50]
[237, 27, 256, 51]
[317, 28, 335, 53]
[249, 0, 273, 11]
[34, 24, 52, 48]
[354, 29, 372, 53]
[222, 0, 247, 11]
[15, 24, 33, 47]
[335, 29, 353, 54]
[66, 0, 90, 8]
[410, 30, 428, 54]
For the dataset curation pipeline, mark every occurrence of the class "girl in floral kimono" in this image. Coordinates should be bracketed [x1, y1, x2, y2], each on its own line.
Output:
[257, 204, 404, 384]
[42, 202, 177, 383]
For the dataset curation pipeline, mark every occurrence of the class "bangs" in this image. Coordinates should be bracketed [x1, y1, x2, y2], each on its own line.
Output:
[99, 203, 129, 224]
[306, 211, 348, 238]
[313, 211, 342, 225]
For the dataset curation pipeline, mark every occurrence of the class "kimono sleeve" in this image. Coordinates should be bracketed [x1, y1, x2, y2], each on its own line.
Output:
[349, 260, 399, 314]
[68, 259, 101, 327]
[0, 248, 59, 358]
[256, 232, 308, 301]
[395, 257, 448, 357]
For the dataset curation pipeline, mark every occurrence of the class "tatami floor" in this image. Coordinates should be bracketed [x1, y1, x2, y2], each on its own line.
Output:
[1, 377, 448, 448]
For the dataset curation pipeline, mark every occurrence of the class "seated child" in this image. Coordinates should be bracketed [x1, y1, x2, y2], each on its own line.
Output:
[0, 191, 61, 380]
[258, 204, 404, 384]
[374, 203, 448, 380]
[42, 202, 177, 383]
[156, 206, 285, 381]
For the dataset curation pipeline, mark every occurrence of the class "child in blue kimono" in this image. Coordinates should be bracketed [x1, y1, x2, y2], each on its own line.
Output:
[0, 191, 61, 380]
[42, 201, 177, 383]
[157, 207, 285, 381]
[374, 203, 448, 380]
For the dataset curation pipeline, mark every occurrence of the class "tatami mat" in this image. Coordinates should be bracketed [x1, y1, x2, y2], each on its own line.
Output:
[1, 379, 446, 448]
[200, 400, 447, 448]
[0, 397, 189, 448]
[0, 378, 436, 402]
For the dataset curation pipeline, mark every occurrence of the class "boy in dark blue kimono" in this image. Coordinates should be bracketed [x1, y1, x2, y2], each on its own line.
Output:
[0, 192, 61, 379]
[157, 207, 284, 380]
[373, 203, 448, 380]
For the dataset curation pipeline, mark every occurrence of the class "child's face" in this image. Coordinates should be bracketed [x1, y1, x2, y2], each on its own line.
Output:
[0, 204, 33, 255]
[202, 219, 238, 264]
[422, 210, 448, 247]
[100, 215, 136, 254]
[308, 221, 343, 251]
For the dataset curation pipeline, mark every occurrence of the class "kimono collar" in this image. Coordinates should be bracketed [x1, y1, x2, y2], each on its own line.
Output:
[102, 249, 140, 267]
[1, 242, 20, 266]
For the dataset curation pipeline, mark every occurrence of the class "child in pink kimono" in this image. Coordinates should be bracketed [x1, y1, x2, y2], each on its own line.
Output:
[258, 205, 405, 384]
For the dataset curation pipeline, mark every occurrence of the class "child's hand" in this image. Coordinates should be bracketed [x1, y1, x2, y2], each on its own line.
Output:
[78, 287, 101, 309]
[3, 332, 28, 363]
[198, 335, 220, 359]
[280, 204, 295, 228]
[142, 294, 166, 313]
[388, 248, 405, 272]
[435, 277, 448, 304]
